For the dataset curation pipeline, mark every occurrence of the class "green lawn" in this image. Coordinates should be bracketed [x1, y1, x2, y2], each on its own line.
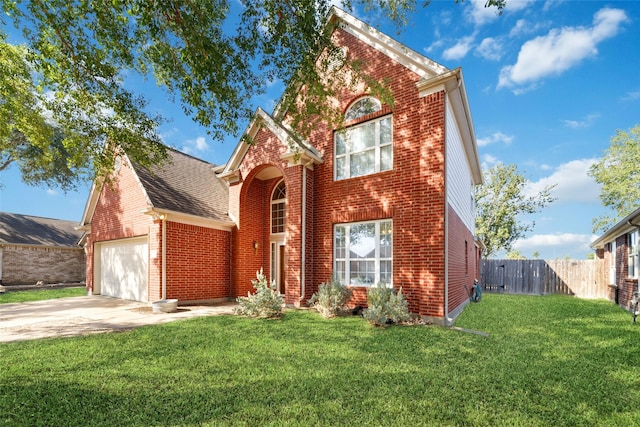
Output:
[1, 294, 639, 426]
[0, 287, 86, 304]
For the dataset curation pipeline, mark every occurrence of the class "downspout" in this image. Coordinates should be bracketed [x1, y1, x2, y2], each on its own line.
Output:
[162, 214, 167, 300]
[443, 115, 449, 325]
[0, 245, 3, 286]
[300, 166, 307, 303]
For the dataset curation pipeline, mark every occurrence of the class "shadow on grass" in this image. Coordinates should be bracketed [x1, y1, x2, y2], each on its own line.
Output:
[2, 296, 640, 426]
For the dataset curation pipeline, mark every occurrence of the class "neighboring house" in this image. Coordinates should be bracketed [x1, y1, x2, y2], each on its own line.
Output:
[79, 8, 483, 325]
[590, 207, 640, 312]
[0, 212, 85, 286]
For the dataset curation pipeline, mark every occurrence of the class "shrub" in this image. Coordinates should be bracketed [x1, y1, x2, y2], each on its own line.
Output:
[362, 283, 411, 326]
[308, 280, 353, 318]
[234, 268, 284, 319]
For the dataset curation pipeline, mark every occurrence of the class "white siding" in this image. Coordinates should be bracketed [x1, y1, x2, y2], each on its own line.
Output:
[445, 99, 475, 231]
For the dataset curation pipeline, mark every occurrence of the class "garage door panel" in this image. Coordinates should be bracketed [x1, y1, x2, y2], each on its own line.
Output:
[99, 238, 148, 302]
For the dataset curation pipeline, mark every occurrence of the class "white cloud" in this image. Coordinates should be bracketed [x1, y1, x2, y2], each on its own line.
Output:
[498, 8, 628, 91]
[525, 158, 600, 204]
[481, 154, 499, 169]
[466, 0, 501, 26]
[181, 136, 209, 154]
[513, 232, 596, 259]
[621, 90, 640, 102]
[424, 39, 445, 54]
[443, 35, 475, 61]
[47, 189, 58, 196]
[543, 0, 564, 12]
[509, 19, 549, 37]
[476, 37, 503, 61]
[561, 113, 600, 129]
[467, 0, 533, 26]
[510, 19, 527, 37]
[477, 131, 513, 147]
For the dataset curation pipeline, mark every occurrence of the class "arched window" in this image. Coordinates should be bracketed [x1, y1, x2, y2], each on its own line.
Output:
[271, 180, 286, 234]
[335, 97, 392, 180]
[345, 96, 382, 121]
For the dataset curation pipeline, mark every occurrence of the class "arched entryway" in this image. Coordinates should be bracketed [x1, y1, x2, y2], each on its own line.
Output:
[233, 165, 287, 298]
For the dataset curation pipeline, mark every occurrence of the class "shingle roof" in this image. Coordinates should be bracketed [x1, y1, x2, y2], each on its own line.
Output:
[0, 212, 83, 247]
[133, 147, 230, 223]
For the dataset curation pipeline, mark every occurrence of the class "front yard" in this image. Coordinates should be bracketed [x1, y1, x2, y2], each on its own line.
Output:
[1, 294, 639, 426]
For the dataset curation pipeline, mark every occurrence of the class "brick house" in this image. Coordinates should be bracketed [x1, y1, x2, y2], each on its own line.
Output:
[0, 212, 85, 286]
[590, 207, 640, 312]
[79, 8, 483, 325]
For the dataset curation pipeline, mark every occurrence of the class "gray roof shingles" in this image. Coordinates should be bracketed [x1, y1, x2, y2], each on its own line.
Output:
[133, 148, 230, 223]
[0, 212, 84, 247]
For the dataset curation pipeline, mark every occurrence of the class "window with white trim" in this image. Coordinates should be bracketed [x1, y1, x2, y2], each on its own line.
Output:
[334, 220, 392, 286]
[628, 230, 639, 279]
[335, 97, 392, 180]
[271, 180, 285, 234]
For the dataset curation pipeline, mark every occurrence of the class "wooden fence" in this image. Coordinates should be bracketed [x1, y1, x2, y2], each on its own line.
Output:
[480, 259, 609, 299]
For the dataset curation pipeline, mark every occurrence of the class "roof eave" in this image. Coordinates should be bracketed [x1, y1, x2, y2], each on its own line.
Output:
[590, 207, 640, 249]
[141, 208, 235, 232]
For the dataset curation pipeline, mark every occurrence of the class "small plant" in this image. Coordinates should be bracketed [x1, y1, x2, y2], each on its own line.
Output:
[362, 283, 411, 326]
[308, 279, 353, 318]
[234, 268, 284, 319]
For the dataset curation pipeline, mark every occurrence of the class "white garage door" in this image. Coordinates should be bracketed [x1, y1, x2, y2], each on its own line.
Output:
[99, 238, 148, 302]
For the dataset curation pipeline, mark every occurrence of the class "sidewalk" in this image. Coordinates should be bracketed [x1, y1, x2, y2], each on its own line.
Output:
[0, 296, 237, 343]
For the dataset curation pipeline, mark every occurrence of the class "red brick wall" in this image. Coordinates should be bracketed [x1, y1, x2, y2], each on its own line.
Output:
[447, 204, 477, 315]
[86, 162, 156, 295]
[613, 235, 639, 311]
[164, 222, 231, 302]
[232, 174, 268, 298]
[302, 28, 448, 318]
[88, 161, 232, 304]
[231, 127, 299, 300]
[227, 27, 471, 321]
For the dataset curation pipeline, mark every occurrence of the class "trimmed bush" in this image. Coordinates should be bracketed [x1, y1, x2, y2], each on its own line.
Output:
[234, 269, 284, 319]
[308, 280, 353, 318]
[362, 283, 411, 326]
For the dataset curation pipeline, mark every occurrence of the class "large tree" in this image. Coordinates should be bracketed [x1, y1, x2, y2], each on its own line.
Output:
[589, 125, 640, 233]
[1, 0, 506, 190]
[475, 163, 556, 258]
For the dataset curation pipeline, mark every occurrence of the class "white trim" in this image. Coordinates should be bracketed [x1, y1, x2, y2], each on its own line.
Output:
[417, 68, 481, 185]
[334, 114, 393, 180]
[218, 108, 322, 182]
[334, 219, 392, 287]
[141, 208, 234, 231]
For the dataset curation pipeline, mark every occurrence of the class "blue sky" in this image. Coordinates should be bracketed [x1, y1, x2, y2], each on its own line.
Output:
[1, 0, 638, 259]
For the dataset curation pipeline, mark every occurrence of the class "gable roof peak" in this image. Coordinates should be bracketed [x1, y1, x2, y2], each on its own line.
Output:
[326, 6, 450, 79]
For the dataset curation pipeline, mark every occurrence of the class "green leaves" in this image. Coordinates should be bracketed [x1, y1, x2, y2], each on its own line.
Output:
[1, 0, 505, 191]
[589, 125, 640, 233]
[475, 163, 556, 258]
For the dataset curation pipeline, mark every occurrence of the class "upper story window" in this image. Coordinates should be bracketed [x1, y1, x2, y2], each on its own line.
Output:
[335, 97, 392, 181]
[628, 230, 639, 279]
[271, 180, 285, 234]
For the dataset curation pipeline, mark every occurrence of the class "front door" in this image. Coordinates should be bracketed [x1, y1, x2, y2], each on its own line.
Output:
[271, 241, 286, 295]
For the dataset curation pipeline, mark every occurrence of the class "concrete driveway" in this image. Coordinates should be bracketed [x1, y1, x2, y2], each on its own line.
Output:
[0, 296, 237, 343]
